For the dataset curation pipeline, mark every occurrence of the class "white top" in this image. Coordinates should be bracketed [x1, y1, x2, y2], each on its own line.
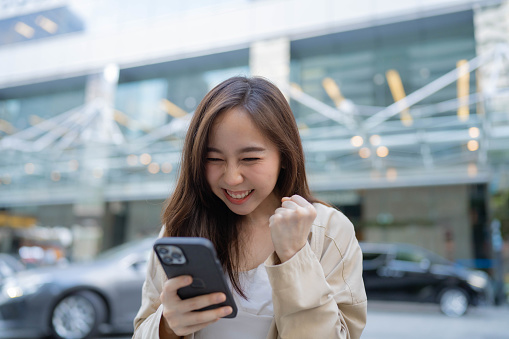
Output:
[194, 263, 274, 339]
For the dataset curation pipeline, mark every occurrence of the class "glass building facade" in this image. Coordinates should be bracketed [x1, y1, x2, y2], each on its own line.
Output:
[0, 0, 507, 273]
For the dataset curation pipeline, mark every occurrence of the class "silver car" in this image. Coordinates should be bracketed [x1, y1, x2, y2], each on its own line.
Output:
[0, 254, 25, 283]
[0, 237, 154, 339]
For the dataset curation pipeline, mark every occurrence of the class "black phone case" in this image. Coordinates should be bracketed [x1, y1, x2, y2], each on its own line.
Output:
[153, 237, 237, 318]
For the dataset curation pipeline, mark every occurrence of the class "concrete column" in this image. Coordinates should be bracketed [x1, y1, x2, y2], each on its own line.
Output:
[250, 38, 290, 97]
[474, 1, 509, 110]
[72, 64, 119, 258]
[474, 2, 509, 191]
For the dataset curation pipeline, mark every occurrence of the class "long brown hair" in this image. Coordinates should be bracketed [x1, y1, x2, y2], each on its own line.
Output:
[162, 76, 321, 297]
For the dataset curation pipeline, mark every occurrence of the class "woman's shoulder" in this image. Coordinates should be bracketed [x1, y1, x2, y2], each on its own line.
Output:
[310, 203, 360, 264]
[312, 202, 352, 224]
[311, 202, 355, 236]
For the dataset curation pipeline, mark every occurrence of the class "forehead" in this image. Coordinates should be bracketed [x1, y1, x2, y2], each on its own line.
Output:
[208, 107, 273, 149]
[212, 106, 250, 124]
[210, 107, 259, 134]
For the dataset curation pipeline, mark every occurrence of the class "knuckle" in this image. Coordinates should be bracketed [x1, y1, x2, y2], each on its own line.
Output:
[186, 298, 198, 310]
[178, 275, 191, 286]
[194, 311, 209, 324]
[295, 208, 305, 217]
[162, 308, 176, 319]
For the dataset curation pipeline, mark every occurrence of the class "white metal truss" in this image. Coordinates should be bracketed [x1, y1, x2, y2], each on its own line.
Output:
[1, 44, 509, 205]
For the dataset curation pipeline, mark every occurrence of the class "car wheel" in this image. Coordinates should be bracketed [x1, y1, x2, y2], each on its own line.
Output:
[439, 287, 469, 317]
[50, 291, 106, 339]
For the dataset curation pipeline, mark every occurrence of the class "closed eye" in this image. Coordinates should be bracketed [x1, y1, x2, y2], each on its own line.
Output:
[243, 158, 260, 162]
[206, 158, 223, 162]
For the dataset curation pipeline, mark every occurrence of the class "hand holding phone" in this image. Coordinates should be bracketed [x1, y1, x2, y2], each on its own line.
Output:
[159, 274, 233, 337]
[154, 237, 237, 336]
[154, 237, 237, 311]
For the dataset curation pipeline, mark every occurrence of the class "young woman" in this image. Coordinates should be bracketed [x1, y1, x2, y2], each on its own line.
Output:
[133, 76, 367, 339]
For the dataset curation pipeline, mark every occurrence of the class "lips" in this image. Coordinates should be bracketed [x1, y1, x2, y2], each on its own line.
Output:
[226, 189, 252, 199]
[223, 189, 253, 204]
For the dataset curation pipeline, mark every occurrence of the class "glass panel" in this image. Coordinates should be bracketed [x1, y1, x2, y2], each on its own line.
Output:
[291, 14, 476, 115]
[0, 90, 85, 132]
[115, 78, 168, 138]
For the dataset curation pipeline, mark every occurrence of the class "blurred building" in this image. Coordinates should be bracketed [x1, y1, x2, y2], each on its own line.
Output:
[0, 0, 508, 270]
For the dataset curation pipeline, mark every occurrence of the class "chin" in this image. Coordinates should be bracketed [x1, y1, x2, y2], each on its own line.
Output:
[225, 204, 252, 216]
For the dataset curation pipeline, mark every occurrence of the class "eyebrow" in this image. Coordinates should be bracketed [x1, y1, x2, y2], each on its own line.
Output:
[206, 146, 266, 153]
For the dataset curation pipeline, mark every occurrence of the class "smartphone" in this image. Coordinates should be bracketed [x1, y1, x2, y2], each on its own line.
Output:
[153, 237, 237, 318]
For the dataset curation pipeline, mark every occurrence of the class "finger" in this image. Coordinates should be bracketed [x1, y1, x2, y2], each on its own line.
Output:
[281, 197, 291, 202]
[165, 275, 193, 291]
[163, 275, 192, 294]
[180, 306, 232, 328]
[177, 319, 220, 337]
[289, 194, 310, 205]
[290, 195, 316, 210]
[281, 200, 300, 210]
[274, 207, 292, 216]
[180, 292, 227, 313]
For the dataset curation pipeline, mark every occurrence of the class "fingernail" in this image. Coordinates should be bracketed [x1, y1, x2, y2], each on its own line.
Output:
[216, 293, 226, 302]
[223, 307, 232, 315]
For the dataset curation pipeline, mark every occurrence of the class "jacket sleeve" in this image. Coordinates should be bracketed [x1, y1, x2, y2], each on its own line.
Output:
[264, 206, 367, 339]
[132, 244, 166, 339]
[132, 230, 194, 339]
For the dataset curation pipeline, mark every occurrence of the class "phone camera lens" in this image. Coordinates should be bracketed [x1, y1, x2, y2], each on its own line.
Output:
[158, 247, 169, 254]
[163, 257, 173, 264]
[171, 252, 182, 259]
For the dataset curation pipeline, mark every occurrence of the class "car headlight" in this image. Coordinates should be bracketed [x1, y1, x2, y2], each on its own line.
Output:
[467, 271, 488, 290]
[0, 274, 50, 303]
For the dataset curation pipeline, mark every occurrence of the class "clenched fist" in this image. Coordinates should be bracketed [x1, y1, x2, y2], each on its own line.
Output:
[269, 195, 317, 263]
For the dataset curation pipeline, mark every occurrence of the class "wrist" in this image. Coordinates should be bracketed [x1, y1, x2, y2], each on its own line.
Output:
[275, 248, 297, 263]
[276, 242, 308, 263]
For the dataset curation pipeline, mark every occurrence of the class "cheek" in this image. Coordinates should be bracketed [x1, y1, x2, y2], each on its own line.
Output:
[251, 164, 281, 184]
[205, 165, 218, 186]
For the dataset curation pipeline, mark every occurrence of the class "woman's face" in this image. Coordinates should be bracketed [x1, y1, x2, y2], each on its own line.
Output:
[205, 107, 281, 220]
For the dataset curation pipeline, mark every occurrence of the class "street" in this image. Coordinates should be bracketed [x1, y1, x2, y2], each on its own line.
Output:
[100, 301, 509, 339]
[363, 301, 509, 339]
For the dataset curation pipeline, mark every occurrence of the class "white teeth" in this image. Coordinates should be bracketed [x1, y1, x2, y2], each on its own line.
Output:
[226, 190, 252, 199]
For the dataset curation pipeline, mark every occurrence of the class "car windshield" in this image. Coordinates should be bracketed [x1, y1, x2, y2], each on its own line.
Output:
[0, 254, 25, 279]
[363, 252, 385, 261]
[395, 245, 452, 265]
[94, 237, 155, 261]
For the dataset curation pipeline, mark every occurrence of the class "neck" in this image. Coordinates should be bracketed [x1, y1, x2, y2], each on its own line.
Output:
[238, 227, 274, 271]
[241, 192, 280, 228]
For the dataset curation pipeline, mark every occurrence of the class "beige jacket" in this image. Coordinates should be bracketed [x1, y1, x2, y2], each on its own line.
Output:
[133, 203, 367, 339]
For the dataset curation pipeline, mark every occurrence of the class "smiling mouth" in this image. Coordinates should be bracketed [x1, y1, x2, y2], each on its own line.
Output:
[225, 189, 253, 199]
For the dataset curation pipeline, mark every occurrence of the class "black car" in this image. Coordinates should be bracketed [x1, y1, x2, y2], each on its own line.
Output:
[0, 237, 155, 339]
[360, 242, 492, 317]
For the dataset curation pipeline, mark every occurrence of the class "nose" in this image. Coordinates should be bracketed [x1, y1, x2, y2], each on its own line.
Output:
[223, 163, 243, 186]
